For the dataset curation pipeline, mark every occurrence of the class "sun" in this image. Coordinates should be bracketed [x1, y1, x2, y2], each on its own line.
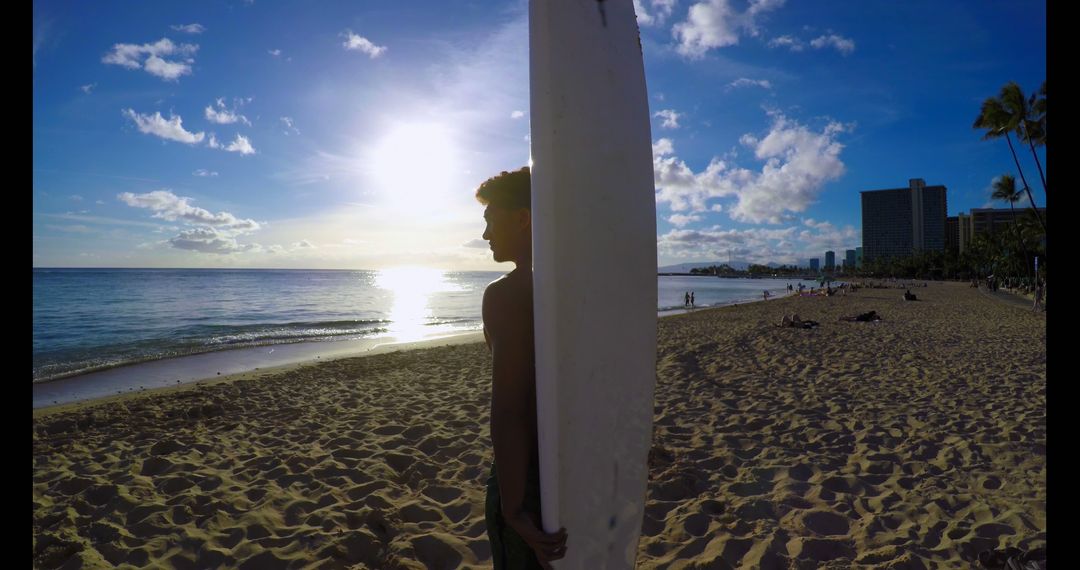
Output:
[368, 122, 460, 217]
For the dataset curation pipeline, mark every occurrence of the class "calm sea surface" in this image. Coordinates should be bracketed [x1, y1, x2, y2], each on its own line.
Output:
[33, 268, 800, 383]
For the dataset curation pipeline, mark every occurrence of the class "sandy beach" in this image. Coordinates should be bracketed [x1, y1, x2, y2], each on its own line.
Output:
[33, 281, 1046, 569]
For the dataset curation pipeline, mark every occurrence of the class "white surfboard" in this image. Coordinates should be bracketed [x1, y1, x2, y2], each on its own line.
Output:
[530, 0, 657, 567]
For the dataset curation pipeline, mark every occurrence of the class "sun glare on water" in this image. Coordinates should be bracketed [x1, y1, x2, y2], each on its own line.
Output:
[374, 266, 463, 342]
[369, 123, 460, 218]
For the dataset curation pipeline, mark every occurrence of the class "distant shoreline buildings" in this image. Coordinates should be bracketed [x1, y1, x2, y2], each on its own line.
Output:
[859, 177, 1046, 263]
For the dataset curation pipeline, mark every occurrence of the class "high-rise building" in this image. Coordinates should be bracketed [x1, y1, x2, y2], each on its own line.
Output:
[956, 208, 1046, 253]
[945, 216, 959, 251]
[845, 249, 856, 269]
[855, 247, 863, 268]
[825, 251, 835, 270]
[861, 178, 948, 262]
[809, 258, 819, 272]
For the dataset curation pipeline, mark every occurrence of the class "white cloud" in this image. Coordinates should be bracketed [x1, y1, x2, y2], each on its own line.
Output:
[207, 134, 220, 149]
[117, 190, 260, 232]
[511, 110, 525, 119]
[810, 34, 855, 55]
[223, 134, 256, 155]
[169, 227, 257, 254]
[292, 240, 315, 249]
[122, 109, 205, 144]
[95, 200, 105, 205]
[121, 199, 263, 252]
[635, 0, 677, 26]
[193, 169, 219, 177]
[673, 0, 786, 58]
[729, 78, 772, 89]
[463, 238, 488, 248]
[204, 98, 251, 125]
[653, 138, 676, 157]
[654, 109, 682, 129]
[658, 222, 859, 265]
[652, 112, 852, 223]
[767, 35, 804, 51]
[341, 30, 387, 58]
[170, 23, 205, 34]
[80, 83, 96, 94]
[268, 49, 281, 57]
[70, 195, 83, 202]
[102, 38, 198, 81]
[280, 116, 300, 135]
[803, 218, 834, 231]
[668, 213, 703, 227]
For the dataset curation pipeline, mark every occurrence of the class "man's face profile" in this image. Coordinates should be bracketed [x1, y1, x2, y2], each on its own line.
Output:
[482, 205, 529, 263]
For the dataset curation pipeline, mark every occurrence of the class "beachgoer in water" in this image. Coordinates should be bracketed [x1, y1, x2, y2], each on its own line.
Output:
[690, 291, 695, 308]
[684, 291, 690, 307]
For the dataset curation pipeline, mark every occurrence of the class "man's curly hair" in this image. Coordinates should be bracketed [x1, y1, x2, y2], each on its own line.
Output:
[475, 166, 530, 210]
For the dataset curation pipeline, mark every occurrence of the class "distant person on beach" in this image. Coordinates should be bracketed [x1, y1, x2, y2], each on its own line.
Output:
[685, 292, 690, 307]
[690, 291, 695, 308]
[476, 167, 568, 568]
[903, 289, 917, 301]
[763, 290, 770, 300]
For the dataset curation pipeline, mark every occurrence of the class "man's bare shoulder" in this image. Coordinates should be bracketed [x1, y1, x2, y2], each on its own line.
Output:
[484, 270, 532, 306]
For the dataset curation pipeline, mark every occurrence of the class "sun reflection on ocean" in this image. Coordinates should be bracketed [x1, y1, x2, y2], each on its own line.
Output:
[374, 267, 463, 342]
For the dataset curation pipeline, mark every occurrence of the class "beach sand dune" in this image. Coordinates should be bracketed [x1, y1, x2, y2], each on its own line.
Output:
[33, 282, 1045, 569]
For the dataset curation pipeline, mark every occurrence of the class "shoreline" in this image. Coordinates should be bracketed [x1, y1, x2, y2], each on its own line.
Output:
[35, 290, 799, 411]
[33, 331, 485, 412]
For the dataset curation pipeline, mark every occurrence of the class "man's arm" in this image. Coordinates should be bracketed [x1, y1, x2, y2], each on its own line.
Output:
[483, 280, 536, 518]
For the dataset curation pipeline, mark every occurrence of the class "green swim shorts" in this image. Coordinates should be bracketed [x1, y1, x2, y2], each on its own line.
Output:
[485, 461, 544, 570]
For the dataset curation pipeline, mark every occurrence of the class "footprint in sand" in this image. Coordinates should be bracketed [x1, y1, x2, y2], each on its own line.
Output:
[801, 510, 850, 536]
[443, 502, 471, 524]
[410, 534, 463, 570]
[421, 485, 464, 504]
[372, 424, 406, 436]
[156, 476, 196, 495]
[139, 456, 174, 476]
[401, 501, 444, 524]
[789, 537, 855, 563]
[734, 499, 777, 522]
[682, 513, 711, 536]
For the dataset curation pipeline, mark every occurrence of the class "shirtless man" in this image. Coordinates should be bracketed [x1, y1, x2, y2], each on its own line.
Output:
[476, 167, 568, 569]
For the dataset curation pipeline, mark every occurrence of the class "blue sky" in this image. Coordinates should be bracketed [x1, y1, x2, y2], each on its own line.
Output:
[33, 0, 1046, 269]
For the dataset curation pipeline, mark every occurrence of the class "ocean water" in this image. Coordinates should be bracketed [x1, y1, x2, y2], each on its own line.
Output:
[33, 269, 799, 383]
[33, 268, 494, 383]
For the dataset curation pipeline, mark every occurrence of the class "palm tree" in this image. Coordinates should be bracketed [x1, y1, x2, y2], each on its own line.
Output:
[1023, 81, 1047, 194]
[973, 83, 1047, 233]
[990, 174, 1031, 279]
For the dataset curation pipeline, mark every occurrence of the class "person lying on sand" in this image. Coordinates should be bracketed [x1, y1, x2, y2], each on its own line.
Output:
[777, 313, 820, 329]
[839, 310, 882, 322]
[903, 289, 918, 301]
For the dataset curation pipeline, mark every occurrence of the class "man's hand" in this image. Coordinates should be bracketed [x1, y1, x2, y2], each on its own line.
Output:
[505, 510, 568, 569]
